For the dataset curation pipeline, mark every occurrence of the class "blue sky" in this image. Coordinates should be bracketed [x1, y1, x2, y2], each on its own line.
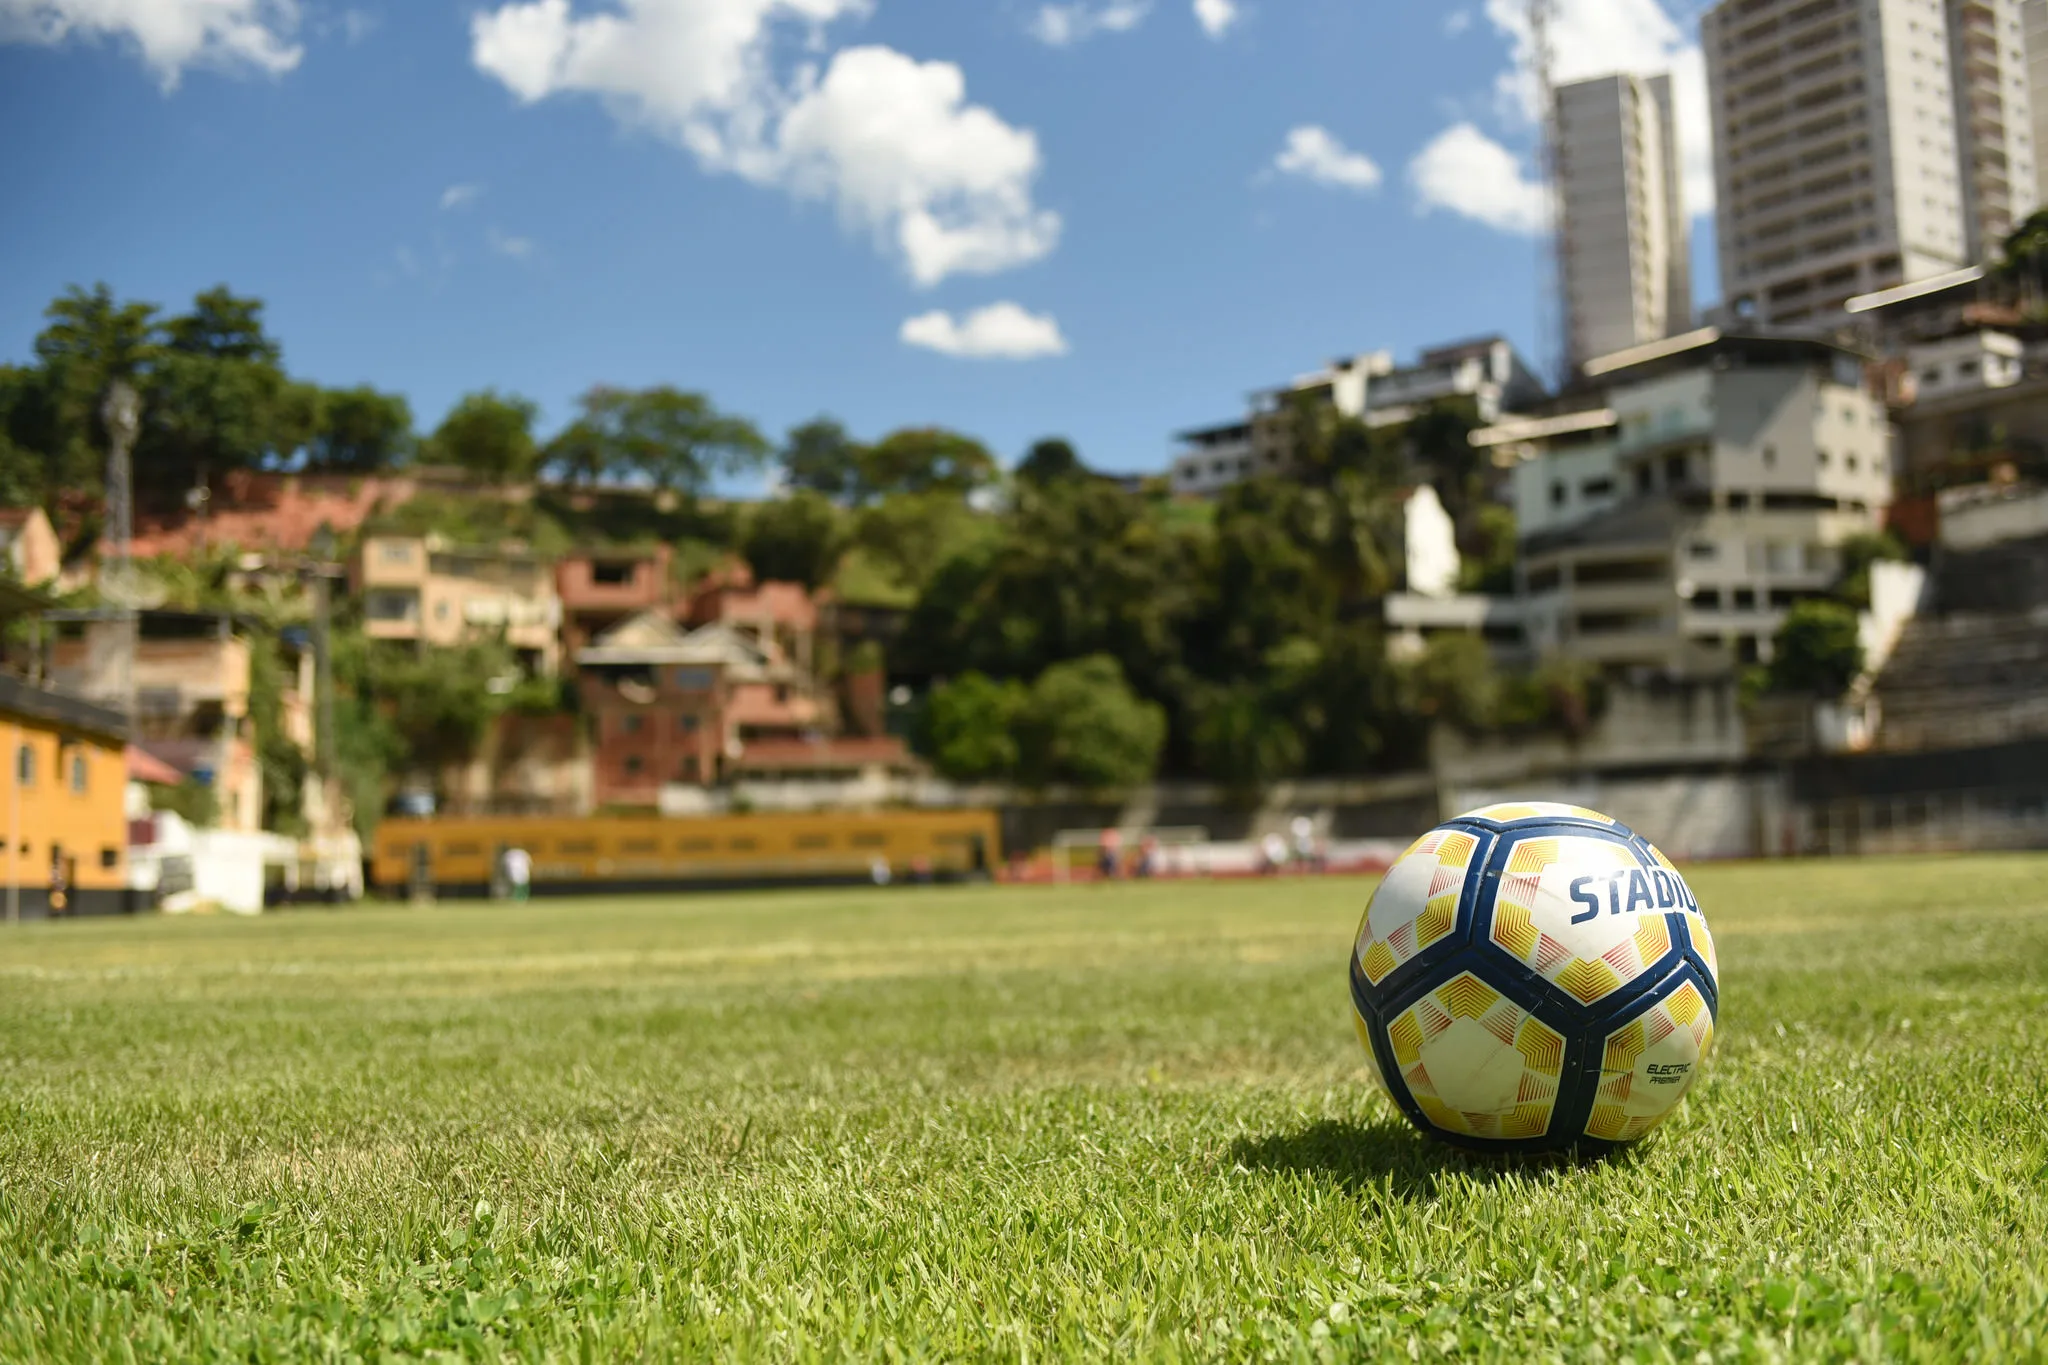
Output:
[0, 0, 1714, 476]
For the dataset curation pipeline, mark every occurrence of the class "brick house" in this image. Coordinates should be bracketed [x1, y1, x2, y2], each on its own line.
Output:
[576, 611, 824, 808]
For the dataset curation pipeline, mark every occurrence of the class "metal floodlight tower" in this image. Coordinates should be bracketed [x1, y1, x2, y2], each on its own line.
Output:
[99, 381, 142, 726]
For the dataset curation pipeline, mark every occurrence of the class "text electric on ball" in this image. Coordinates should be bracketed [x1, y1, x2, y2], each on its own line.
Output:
[1349, 804, 1719, 1154]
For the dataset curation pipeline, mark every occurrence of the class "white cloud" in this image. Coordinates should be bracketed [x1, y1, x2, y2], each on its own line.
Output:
[487, 227, 536, 259]
[1481, 0, 1712, 214]
[0, 0, 302, 87]
[440, 182, 482, 211]
[1191, 0, 1235, 38]
[1029, 0, 1147, 46]
[470, 0, 1058, 285]
[900, 302, 1067, 359]
[1408, 122, 1548, 234]
[1273, 125, 1381, 192]
[1443, 9, 1471, 35]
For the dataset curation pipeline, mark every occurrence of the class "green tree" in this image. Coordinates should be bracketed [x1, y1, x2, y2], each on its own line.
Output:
[1768, 599, 1865, 697]
[850, 491, 993, 597]
[1014, 655, 1166, 789]
[309, 386, 415, 472]
[1833, 530, 1908, 609]
[741, 491, 847, 589]
[901, 478, 1203, 715]
[1458, 503, 1519, 594]
[24, 283, 162, 496]
[143, 287, 318, 492]
[1015, 437, 1087, 487]
[1401, 633, 1502, 732]
[922, 672, 1026, 781]
[547, 385, 768, 492]
[427, 390, 540, 484]
[2000, 207, 2048, 304]
[1190, 682, 1306, 787]
[780, 417, 868, 503]
[860, 427, 998, 499]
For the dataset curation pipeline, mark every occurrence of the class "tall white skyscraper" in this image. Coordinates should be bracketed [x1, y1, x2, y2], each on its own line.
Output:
[1704, 0, 2031, 326]
[1947, 0, 2039, 259]
[1556, 71, 1692, 370]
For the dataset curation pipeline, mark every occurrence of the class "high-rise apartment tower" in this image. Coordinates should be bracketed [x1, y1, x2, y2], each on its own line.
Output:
[1706, 0, 2037, 326]
[1557, 71, 1693, 369]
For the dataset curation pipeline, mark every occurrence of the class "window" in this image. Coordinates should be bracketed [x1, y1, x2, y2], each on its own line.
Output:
[673, 668, 716, 691]
[1635, 464, 1654, 494]
[621, 714, 644, 735]
[624, 755, 644, 776]
[1689, 541, 1718, 561]
[1958, 359, 1979, 377]
[1691, 588, 1723, 609]
[379, 542, 413, 564]
[100, 847, 119, 870]
[15, 745, 32, 786]
[795, 834, 831, 850]
[591, 561, 634, 586]
[1581, 477, 1614, 498]
[730, 837, 759, 851]
[1761, 443, 1777, 467]
[1920, 368, 1941, 384]
[365, 589, 418, 622]
[70, 753, 87, 794]
[1817, 450, 1830, 467]
[434, 601, 450, 621]
[1734, 588, 1757, 610]
[1550, 480, 1567, 507]
[1727, 492, 1751, 509]
[676, 714, 700, 735]
[1846, 455, 1859, 472]
[680, 757, 700, 782]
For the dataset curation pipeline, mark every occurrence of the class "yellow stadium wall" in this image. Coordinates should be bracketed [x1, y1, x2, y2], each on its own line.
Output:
[372, 809, 1002, 895]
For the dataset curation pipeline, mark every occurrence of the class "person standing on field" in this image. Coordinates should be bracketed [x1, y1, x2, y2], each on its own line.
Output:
[1097, 826, 1123, 881]
[502, 846, 532, 903]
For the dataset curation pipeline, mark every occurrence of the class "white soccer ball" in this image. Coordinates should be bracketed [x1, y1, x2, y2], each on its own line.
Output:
[1349, 803, 1719, 1154]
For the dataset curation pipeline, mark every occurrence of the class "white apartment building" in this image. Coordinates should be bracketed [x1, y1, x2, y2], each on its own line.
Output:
[1481, 332, 1892, 673]
[1905, 327, 2024, 397]
[1705, 0, 2037, 327]
[1947, 0, 2040, 259]
[1557, 71, 1692, 370]
[1170, 339, 1544, 497]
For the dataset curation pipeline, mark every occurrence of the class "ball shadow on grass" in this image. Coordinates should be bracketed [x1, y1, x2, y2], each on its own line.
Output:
[1227, 1117, 1639, 1202]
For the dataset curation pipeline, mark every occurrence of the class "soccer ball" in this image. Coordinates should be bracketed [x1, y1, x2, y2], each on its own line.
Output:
[1349, 803, 1719, 1154]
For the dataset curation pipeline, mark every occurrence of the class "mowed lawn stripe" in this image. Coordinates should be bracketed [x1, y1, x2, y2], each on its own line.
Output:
[0, 856, 2044, 1360]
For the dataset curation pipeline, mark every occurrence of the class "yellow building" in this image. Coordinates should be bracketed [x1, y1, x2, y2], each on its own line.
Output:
[0, 671, 132, 918]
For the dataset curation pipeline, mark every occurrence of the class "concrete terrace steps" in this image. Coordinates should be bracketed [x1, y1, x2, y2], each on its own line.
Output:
[1872, 608, 2048, 751]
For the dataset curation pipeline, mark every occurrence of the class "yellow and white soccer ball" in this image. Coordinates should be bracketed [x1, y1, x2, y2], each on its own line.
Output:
[1349, 803, 1719, 1154]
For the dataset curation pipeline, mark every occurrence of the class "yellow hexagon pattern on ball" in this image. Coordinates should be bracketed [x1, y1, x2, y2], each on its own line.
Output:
[1355, 827, 1481, 988]
[1585, 980, 1716, 1142]
[1385, 972, 1566, 1141]
[1647, 841, 1716, 978]
[1487, 835, 1679, 1006]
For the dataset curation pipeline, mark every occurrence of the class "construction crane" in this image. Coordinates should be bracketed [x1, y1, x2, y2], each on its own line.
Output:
[1528, 0, 1571, 387]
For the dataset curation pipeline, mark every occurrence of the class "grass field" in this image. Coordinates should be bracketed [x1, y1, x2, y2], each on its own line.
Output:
[1, 857, 2045, 1361]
